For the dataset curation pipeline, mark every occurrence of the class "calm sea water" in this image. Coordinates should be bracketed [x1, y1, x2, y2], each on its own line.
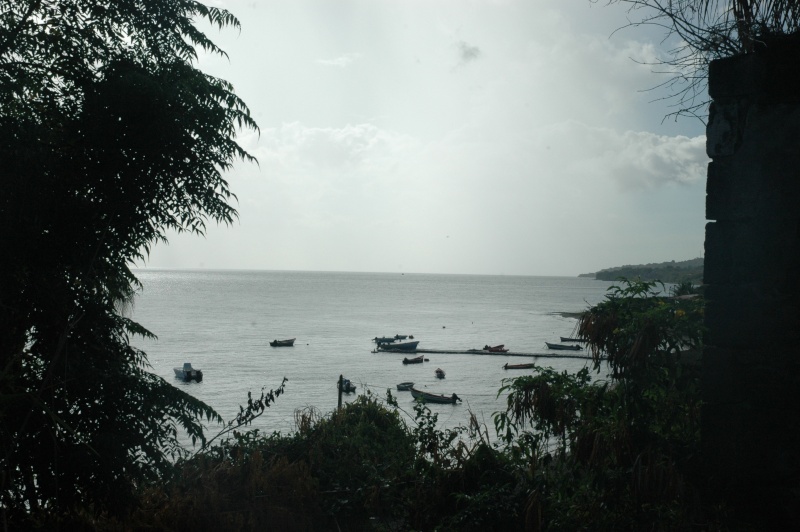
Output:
[130, 270, 615, 439]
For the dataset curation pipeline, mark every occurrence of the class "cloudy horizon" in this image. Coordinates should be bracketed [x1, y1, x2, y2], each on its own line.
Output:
[140, 0, 709, 277]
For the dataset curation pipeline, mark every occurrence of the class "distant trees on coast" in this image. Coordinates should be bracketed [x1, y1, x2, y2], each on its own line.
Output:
[580, 257, 704, 284]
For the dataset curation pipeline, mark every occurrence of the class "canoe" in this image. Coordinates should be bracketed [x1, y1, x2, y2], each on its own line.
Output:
[173, 362, 203, 382]
[545, 342, 583, 351]
[560, 337, 589, 343]
[396, 382, 414, 391]
[402, 355, 424, 364]
[434, 368, 445, 379]
[379, 341, 420, 351]
[270, 338, 296, 347]
[410, 387, 461, 404]
[503, 362, 536, 370]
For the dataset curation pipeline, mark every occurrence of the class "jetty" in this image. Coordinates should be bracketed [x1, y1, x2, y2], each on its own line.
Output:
[375, 347, 596, 360]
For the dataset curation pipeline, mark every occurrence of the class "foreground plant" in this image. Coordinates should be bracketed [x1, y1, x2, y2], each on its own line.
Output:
[1, 0, 256, 522]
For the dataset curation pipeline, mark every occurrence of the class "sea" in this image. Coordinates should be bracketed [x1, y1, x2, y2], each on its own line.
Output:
[130, 270, 617, 442]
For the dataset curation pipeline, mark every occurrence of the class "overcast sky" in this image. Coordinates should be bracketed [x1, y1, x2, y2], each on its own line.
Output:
[142, 0, 709, 277]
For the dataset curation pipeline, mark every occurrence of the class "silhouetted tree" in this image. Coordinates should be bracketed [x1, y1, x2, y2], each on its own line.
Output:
[0, 0, 256, 522]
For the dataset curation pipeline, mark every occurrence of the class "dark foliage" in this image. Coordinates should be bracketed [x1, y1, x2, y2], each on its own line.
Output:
[0, 0, 256, 522]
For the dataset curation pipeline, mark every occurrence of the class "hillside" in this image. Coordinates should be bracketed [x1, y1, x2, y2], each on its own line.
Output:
[579, 258, 703, 284]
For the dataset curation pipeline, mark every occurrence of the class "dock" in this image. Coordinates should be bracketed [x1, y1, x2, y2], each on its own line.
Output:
[375, 348, 596, 360]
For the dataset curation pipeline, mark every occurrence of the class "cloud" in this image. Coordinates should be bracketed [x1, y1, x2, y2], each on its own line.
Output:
[316, 52, 363, 68]
[530, 121, 708, 190]
[455, 40, 481, 66]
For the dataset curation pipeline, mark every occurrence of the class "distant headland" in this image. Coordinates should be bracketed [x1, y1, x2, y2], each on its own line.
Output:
[579, 258, 703, 284]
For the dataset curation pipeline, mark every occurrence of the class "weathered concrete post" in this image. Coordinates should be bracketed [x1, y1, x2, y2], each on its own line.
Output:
[703, 37, 800, 523]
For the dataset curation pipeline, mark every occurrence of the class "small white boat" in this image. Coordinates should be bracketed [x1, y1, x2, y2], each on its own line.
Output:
[174, 362, 203, 382]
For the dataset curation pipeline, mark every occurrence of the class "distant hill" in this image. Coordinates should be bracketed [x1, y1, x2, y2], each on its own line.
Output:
[579, 258, 703, 284]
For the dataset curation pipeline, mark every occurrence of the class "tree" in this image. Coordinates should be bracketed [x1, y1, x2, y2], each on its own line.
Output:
[602, 0, 800, 120]
[0, 0, 257, 521]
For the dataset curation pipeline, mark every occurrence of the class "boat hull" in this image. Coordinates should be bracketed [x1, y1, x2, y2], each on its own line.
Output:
[270, 338, 296, 347]
[396, 382, 414, 391]
[545, 342, 583, 351]
[379, 341, 419, 351]
[173, 368, 203, 382]
[402, 355, 424, 364]
[410, 387, 460, 404]
[503, 363, 536, 370]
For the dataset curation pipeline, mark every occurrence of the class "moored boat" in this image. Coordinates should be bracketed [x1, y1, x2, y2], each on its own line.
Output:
[338, 377, 356, 393]
[545, 342, 583, 351]
[410, 387, 461, 404]
[173, 362, 203, 382]
[503, 362, 536, 370]
[402, 355, 425, 364]
[270, 338, 296, 347]
[560, 337, 589, 343]
[374, 336, 396, 345]
[484, 344, 509, 353]
[379, 340, 420, 351]
[435, 367, 445, 379]
[396, 382, 414, 391]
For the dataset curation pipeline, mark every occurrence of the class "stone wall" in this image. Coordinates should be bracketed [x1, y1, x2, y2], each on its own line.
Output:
[703, 38, 800, 522]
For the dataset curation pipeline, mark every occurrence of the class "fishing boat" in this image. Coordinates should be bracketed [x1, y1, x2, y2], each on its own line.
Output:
[503, 362, 536, 370]
[560, 337, 589, 343]
[410, 387, 461, 404]
[173, 362, 203, 382]
[483, 344, 509, 353]
[402, 355, 424, 364]
[545, 342, 583, 351]
[373, 336, 396, 345]
[338, 377, 356, 394]
[379, 340, 420, 351]
[435, 368, 445, 379]
[270, 338, 296, 347]
[396, 382, 414, 391]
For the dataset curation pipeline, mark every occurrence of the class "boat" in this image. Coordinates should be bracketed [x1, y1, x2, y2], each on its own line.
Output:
[410, 387, 461, 404]
[483, 344, 509, 353]
[379, 340, 419, 351]
[402, 355, 425, 364]
[545, 342, 583, 351]
[373, 336, 396, 345]
[396, 382, 414, 391]
[435, 368, 445, 379]
[338, 377, 356, 394]
[394, 334, 412, 340]
[503, 362, 536, 370]
[560, 337, 589, 343]
[173, 362, 203, 382]
[270, 338, 296, 347]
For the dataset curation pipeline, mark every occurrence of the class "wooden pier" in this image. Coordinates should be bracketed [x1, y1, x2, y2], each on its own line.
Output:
[375, 348, 596, 360]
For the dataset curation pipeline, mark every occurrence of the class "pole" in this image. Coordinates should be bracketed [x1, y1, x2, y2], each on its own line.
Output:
[338, 374, 343, 410]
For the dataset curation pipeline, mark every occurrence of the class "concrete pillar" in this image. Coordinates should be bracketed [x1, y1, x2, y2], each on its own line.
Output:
[703, 37, 800, 524]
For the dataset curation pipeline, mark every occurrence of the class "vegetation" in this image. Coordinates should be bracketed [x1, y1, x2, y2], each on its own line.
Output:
[580, 257, 703, 283]
[3, 279, 717, 530]
[604, 0, 800, 120]
[1, 0, 256, 522]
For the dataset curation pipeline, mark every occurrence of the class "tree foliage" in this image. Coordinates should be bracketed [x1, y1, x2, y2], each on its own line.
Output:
[601, 0, 800, 120]
[494, 279, 710, 529]
[0, 0, 257, 521]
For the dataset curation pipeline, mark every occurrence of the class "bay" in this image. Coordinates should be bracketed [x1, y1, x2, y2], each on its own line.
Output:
[131, 270, 615, 439]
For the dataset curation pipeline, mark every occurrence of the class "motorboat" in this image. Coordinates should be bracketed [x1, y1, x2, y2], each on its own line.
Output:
[173, 362, 203, 382]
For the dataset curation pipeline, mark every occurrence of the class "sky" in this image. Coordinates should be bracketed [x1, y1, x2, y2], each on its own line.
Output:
[142, 0, 709, 277]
